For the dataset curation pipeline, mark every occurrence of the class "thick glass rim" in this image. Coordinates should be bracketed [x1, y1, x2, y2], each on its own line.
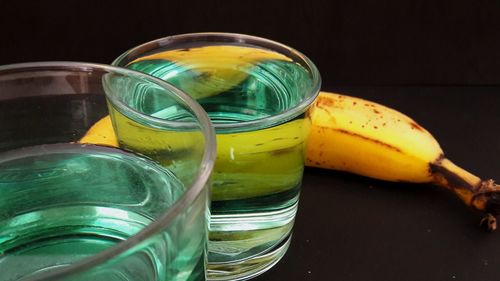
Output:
[0, 61, 217, 281]
[112, 32, 322, 131]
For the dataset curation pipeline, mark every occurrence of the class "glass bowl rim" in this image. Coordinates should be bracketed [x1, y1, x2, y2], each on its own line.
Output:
[112, 32, 322, 132]
[0, 61, 217, 281]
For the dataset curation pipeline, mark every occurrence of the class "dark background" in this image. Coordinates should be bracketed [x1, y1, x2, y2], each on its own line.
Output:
[3, 1, 500, 281]
[2, 0, 500, 87]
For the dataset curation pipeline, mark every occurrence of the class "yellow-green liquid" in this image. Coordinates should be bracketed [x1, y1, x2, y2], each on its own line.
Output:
[125, 45, 312, 267]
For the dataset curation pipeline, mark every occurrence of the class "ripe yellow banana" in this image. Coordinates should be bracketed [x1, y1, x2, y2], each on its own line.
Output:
[307, 92, 500, 231]
[78, 91, 500, 230]
[79, 115, 118, 147]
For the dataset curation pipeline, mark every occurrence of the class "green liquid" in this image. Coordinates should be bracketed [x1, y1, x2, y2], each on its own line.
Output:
[0, 94, 205, 281]
[127, 48, 311, 125]
[126, 45, 311, 265]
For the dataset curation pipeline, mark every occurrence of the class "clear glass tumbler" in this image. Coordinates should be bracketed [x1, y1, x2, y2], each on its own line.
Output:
[113, 33, 321, 281]
[0, 62, 216, 281]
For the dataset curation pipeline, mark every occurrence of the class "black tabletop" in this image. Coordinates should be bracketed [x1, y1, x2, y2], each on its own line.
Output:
[254, 86, 500, 281]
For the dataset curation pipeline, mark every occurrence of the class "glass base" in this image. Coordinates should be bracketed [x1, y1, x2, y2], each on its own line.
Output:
[207, 235, 291, 281]
[207, 199, 297, 280]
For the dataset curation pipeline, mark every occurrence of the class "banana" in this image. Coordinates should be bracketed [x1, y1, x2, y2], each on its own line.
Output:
[307, 92, 500, 231]
[79, 115, 118, 147]
[78, 91, 500, 231]
[126, 45, 292, 100]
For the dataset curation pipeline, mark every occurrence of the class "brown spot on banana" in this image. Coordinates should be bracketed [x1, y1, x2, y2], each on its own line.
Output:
[410, 122, 424, 131]
[315, 95, 335, 109]
[333, 128, 402, 153]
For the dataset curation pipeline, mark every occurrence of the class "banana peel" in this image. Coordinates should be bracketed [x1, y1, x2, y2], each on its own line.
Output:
[79, 91, 500, 231]
[79, 116, 118, 147]
[306, 92, 500, 231]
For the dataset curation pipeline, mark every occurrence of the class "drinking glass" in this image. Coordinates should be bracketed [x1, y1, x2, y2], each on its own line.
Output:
[113, 33, 321, 280]
[0, 62, 216, 281]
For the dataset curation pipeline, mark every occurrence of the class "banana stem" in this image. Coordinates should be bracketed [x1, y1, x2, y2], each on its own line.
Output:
[430, 157, 500, 231]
